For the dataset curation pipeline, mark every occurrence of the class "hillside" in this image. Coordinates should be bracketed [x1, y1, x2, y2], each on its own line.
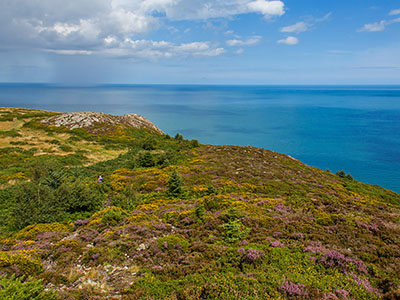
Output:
[0, 107, 399, 300]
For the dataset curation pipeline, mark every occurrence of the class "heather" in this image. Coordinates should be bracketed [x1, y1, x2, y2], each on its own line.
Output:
[0, 107, 399, 299]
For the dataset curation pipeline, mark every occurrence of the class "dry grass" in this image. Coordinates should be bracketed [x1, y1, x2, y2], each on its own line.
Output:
[0, 108, 125, 164]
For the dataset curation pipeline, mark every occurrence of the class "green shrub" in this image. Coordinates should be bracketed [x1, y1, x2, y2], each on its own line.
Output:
[138, 151, 155, 168]
[336, 170, 346, 178]
[190, 139, 200, 148]
[141, 138, 157, 150]
[221, 220, 249, 244]
[158, 234, 189, 252]
[10, 183, 62, 230]
[0, 275, 57, 300]
[167, 169, 183, 198]
[101, 207, 128, 226]
[9, 178, 103, 230]
[336, 170, 353, 180]
[57, 180, 103, 214]
[174, 133, 183, 141]
[195, 203, 206, 221]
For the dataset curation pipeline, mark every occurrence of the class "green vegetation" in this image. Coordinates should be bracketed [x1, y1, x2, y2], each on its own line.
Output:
[0, 107, 399, 299]
[0, 275, 57, 300]
[166, 169, 183, 198]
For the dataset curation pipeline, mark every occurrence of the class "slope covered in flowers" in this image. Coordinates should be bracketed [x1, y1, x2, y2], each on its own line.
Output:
[0, 108, 399, 299]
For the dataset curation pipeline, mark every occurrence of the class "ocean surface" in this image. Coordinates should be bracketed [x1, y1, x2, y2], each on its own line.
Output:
[1, 84, 400, 192]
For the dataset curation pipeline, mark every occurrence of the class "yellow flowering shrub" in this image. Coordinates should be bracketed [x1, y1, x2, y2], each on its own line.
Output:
[0, 250, 43, 275]
[54, 240, 82, 253]
[141, 180, 160, 192]
[127, 213, 151, 224]
[136, 204, 159, 211]
[191, 185, 208, 193]
[0, 239, 16, 246]
[14, 223, 71, 239]
[109, 168, 135, 191]
[6, 172, 26, 181]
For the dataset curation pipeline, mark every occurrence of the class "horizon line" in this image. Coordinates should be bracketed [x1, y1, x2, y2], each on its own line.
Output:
[1, 82, 400, 88]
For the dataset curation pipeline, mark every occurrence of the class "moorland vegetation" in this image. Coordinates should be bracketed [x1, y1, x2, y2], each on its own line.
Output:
[0, 107, 399, 299]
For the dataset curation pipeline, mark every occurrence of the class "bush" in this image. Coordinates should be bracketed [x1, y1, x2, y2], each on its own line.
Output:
[158, 234, 189, 252]
[221, 220, 249, 244]
[0, 252, 43, 276]
[0, 275, 57, 300]
[10, 183, 62, 230]
[167, 169, 183, 198]
[9, 178, 103, 230]
[57, 180, 103, 214]
[141, 138, 157, 150]
[336, 170, 353, 180]
[195, 204, 205, 221]
[101, 207, 128, 226]
[336, 170, 346, 178]
[138, 152, 155, 168]
[174, 133, 183, 141]
[190, 139, 200, 148]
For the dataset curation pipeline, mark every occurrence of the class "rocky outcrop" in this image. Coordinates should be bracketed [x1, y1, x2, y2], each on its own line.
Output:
[41, 112, 163, 134]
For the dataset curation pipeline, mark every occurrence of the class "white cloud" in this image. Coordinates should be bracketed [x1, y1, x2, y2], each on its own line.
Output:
[226, 36, 261, 46]
[0, 0, 285, 59]
[358, 21, 386, 32]
[279, 13, 330, 37]
[358, 18, 400, 32]
[247, 0, 285, 18]
[101, 39, 225, 60]
[315, 12, 332, 22]
[277, 36, 298, 45]
[280, 21, 308, 33]
[389, 9, 400, 16]
[108, 8, 159, 35]
[46, 49, 93, 55]
[236, 48, 244, 54]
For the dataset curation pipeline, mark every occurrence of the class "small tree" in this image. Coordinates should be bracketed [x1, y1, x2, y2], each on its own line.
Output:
[174, 133, 183, 141]
[221, 220, 249, 244]
[190, 139, 200, 148]
[336, 170, 346, 178]
[167, 169, 183, 198]
[138, 151, 155, 168]
[141, 138, 156, 150]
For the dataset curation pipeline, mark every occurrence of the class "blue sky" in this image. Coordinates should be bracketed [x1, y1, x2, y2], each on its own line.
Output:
[0, 0, 399, 84]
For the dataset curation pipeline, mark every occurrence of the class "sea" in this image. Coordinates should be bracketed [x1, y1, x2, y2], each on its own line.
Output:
[1, 84, 399, 193]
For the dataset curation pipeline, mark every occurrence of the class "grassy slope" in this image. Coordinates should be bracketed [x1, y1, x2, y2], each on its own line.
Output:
[0, 108, 399, 300]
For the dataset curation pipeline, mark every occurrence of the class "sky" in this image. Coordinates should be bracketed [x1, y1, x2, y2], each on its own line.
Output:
[0, 0, 399, 84]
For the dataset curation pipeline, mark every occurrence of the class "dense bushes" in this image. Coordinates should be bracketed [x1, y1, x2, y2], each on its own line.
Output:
[8, 175, 103, 231]
[0, 275, 57, 300]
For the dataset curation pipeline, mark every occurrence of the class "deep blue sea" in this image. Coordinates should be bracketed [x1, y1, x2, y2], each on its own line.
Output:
[1, 84, 400, 192]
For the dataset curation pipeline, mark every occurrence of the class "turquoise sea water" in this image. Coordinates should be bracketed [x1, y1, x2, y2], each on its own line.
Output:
[1, 84, 400, 192]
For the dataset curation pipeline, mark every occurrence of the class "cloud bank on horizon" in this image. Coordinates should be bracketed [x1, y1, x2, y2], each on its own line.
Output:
[0, 0, 284, 59]
[0, 0, 399, 84]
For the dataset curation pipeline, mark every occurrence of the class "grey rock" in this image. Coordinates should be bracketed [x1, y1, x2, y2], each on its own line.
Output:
[41, 112, 163, 134]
